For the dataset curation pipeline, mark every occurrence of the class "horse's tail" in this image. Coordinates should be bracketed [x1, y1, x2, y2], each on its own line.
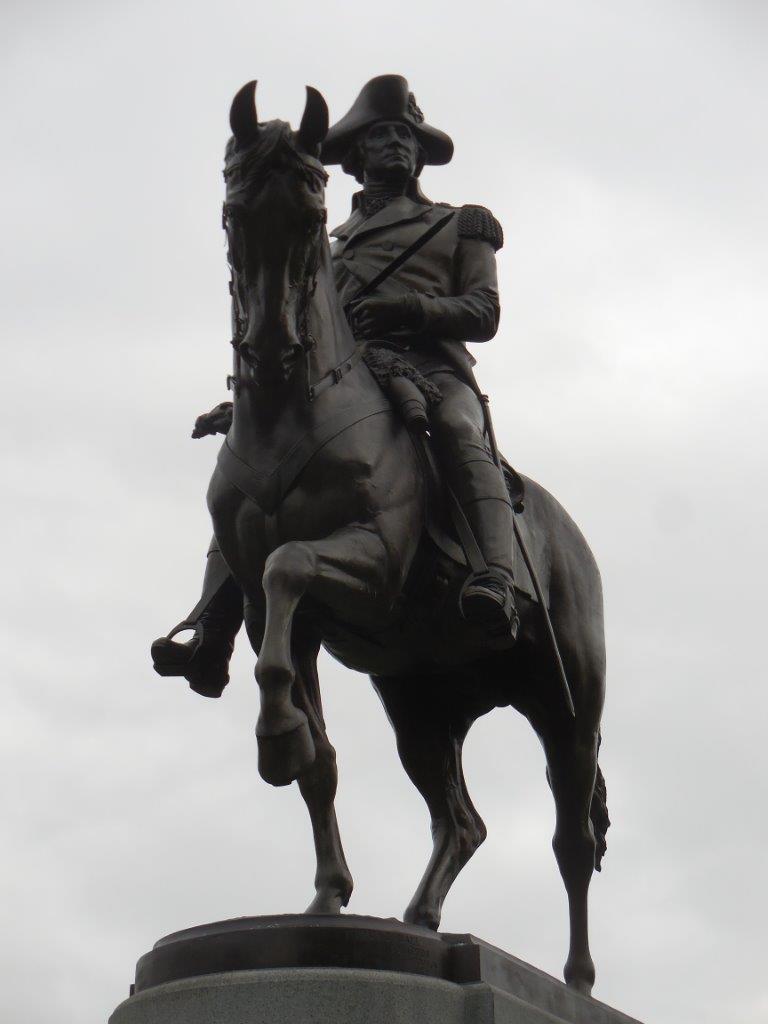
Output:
[591, 756, 610, 871]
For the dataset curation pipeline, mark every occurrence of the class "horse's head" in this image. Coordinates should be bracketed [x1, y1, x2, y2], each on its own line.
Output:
[223, 81, 329, 384]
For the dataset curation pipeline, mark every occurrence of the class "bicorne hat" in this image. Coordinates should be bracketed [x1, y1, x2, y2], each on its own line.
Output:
[320, 75, 454, 168]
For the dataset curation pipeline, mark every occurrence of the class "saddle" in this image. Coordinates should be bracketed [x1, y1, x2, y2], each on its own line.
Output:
[364, 347, 550, 610]
[411, 428, 549, 610]
[204, 351, 549, 620]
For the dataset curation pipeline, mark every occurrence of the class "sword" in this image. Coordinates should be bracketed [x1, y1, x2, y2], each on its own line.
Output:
[479, 392, 576, 719]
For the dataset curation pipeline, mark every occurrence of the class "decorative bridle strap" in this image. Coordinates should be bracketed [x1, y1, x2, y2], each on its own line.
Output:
[307, 345, 363, 401]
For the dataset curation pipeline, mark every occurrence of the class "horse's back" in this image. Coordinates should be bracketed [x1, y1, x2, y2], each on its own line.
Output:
[514, 474, 605, 715]
[518, 473, 603, 596]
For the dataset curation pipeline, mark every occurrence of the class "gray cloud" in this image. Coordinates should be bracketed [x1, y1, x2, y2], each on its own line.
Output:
[2, 2, 766, 1022]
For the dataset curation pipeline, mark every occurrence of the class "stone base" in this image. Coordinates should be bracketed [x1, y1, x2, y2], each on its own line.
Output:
[109, 915, 643, 1024]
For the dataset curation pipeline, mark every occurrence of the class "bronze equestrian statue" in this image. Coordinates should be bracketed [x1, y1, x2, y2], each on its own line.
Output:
[151, 76, 610, 997]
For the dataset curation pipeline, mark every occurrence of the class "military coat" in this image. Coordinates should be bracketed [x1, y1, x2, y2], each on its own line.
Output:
[330, 191, 503, 379]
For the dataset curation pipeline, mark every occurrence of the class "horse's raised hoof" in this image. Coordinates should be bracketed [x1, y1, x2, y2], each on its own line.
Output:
[257, 717, 316, 787]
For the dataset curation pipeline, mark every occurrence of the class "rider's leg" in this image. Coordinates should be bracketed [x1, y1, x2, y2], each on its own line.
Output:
[427, 372, 518, 635]
[151, 538, 243, 697]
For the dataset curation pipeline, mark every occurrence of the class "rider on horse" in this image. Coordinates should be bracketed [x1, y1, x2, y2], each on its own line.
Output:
[152, 75, 518, 695]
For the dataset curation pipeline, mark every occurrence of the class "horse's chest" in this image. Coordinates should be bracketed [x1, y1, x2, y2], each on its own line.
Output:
[278, 452, 379, 535]
[210, 425, 381, 559]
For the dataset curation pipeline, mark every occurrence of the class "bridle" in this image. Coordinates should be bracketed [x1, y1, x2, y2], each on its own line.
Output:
[223, 142, 352, 402]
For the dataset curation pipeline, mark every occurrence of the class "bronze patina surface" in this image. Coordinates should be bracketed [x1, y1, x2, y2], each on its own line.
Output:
[151, 78, 609, 996]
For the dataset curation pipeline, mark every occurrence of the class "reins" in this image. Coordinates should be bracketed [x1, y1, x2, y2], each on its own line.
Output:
[224, 130, 340, 403]
[295, 212, 362, 403]
[306, 345, 363, 402]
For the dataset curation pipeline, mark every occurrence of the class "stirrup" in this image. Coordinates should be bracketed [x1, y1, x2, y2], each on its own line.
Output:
[151, 620, 205, 676]
[459, 571, 518, 639]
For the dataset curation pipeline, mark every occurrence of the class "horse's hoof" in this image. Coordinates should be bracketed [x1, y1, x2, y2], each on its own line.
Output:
[564, 957, 595, 997]
[403, 902, 441, 931]
[304, 891, 345, 915]
[257, 718, 315, 787]
[566, 977, 594, 997]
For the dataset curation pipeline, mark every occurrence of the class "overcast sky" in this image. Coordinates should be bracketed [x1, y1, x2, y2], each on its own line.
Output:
[2, 1, 767, 1022]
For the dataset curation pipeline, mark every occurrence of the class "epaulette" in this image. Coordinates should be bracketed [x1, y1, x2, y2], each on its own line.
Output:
[457, 205, 504, 252]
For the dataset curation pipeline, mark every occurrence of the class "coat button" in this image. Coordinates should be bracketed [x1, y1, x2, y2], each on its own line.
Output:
[343, 250, 355, 261]
[381, 241, 394, 251]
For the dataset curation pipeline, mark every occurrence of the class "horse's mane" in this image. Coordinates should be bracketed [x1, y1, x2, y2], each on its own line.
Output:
[223, 120, 324, 204]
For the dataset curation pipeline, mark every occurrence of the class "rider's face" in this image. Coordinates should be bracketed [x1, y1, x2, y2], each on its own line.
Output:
[360, 121, 418, 182]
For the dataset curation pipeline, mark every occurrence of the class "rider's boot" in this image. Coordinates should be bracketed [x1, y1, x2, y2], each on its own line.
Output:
[151, 547, 243, 698]
[454, 466, 519, 640]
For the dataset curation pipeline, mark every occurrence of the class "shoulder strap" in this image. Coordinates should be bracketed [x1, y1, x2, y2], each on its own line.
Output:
[349, 210, 456, 304]
[458, 205, 504, 251]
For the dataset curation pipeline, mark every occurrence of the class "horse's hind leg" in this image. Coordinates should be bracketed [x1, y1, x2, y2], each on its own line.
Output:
[292, 626, 353, 915]
[536, 714, 600, 995]
[373, 674, 490, 931]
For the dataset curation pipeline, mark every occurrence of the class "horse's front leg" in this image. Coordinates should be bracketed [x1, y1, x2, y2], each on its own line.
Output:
[292, 626, 354, 914]
[254, 542, 317, 786]
[255, 525, 388, 786]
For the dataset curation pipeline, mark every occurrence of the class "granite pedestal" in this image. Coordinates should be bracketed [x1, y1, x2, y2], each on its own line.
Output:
[109, 915, 643, 1024]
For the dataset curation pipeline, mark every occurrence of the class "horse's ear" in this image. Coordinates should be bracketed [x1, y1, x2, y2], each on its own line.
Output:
[297, 86, 328, 154]
[230, 80, 259, 146]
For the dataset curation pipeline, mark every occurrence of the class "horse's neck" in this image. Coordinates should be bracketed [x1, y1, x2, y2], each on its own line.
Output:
[231, 237, 363, 446]
[305, 241, 357, 383]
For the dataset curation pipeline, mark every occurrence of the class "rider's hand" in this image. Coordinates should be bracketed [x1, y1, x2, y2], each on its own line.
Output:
[349, 295, 423, 339]
[192, 401, 233, 438]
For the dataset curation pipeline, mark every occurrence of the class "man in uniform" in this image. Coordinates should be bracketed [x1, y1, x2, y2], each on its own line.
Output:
[152, 75, 518, 696]
[323, 75, 517, 634]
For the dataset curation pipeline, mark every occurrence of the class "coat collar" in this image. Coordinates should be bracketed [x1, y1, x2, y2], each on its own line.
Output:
[330, 193, 432, 248]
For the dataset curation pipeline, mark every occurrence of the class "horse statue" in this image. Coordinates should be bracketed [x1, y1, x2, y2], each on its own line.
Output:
[196, 81, 609, 996]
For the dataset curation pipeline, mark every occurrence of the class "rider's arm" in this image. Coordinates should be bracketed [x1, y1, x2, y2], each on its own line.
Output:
[413, 237, 500, 342]
[410, 205, 503, 342]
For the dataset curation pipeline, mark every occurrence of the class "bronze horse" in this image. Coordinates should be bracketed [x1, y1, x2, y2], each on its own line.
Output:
[204, 82, 609, 995]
